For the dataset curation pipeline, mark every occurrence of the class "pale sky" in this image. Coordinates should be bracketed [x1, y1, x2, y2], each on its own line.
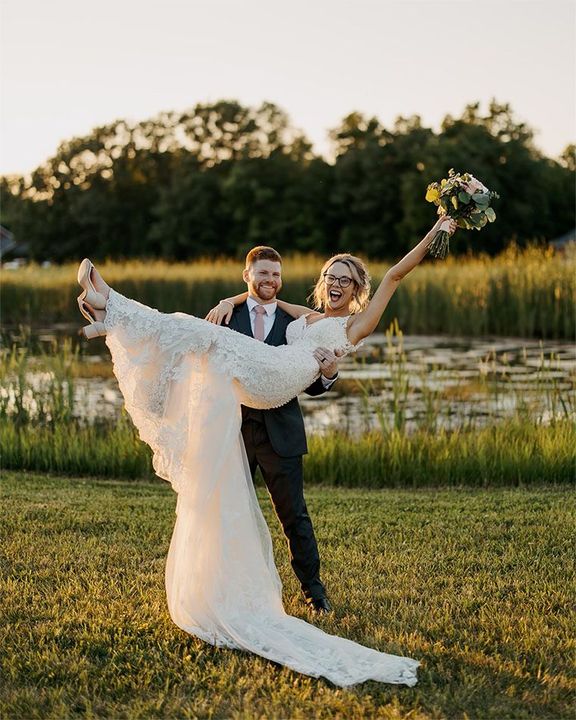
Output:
[0, 0, 574, 176]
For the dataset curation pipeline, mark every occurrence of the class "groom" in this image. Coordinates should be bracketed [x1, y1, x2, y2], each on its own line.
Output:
[221, 246, 339, 613]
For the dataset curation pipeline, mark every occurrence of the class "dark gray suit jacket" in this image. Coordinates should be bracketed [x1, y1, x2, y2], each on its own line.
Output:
[226, 302, 329, 457]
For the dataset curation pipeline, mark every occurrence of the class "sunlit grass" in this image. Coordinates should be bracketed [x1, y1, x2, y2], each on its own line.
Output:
[3, 245, 574, 337]
[1, 473, 574, 719]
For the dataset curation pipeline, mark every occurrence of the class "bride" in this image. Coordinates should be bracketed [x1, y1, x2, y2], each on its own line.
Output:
[76, 215, 456, 687]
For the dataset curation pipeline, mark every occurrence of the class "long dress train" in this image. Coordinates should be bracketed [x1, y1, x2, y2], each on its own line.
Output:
[104, 289, 420, 687]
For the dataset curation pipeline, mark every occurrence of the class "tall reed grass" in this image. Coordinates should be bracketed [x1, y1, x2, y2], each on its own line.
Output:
[352, 320, 575, 435]
[2, 245, 574, 338]
[0, 335, 79, 427]
[1, 418, 151, 478]
[306, 421, 575, 487]
[2, 416, 573, 485]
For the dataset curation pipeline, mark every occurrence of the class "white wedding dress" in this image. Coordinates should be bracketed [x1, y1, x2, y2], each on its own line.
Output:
[104, 289, 419, 687]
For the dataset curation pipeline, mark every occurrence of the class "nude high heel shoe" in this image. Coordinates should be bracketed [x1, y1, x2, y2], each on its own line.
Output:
[77, 296, 107, 340]
[77, 258, 108, 309]
[81, 321, 107, 340]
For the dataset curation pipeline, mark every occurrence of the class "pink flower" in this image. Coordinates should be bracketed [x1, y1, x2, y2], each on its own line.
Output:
[464, 176, 489, 195]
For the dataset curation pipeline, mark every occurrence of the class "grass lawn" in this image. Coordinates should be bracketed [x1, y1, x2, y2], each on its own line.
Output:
[1, 472, 574, 719]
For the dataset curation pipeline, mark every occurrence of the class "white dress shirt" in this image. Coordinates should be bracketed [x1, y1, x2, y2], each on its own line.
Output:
[246, 295, 337, 389]
[246, 295, 277, 340]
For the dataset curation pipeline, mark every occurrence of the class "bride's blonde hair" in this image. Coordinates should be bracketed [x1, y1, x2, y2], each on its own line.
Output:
[310, 254, 371, 314]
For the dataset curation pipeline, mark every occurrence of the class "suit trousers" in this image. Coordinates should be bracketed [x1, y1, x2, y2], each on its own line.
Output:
[241, 416, 326, 601]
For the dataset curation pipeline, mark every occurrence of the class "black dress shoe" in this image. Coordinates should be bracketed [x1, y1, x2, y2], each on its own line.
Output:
[306, 596, 333, 614]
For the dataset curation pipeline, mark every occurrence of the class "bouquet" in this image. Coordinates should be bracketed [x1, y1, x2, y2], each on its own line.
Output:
[425, 169, 499, 258]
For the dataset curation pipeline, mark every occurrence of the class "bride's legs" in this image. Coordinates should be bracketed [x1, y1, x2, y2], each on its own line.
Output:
[89, 264, 110, 301]
[77, 258, 111, 309]
[77, 259, 111, 338]
[83, 267, 218, 346]
[83, 302, 106, 322]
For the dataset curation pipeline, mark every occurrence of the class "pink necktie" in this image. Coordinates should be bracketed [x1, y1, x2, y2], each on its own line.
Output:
[253, 305, 266, 341]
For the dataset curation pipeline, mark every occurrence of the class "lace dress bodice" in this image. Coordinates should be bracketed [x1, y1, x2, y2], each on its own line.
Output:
[285, 313, 357, 348]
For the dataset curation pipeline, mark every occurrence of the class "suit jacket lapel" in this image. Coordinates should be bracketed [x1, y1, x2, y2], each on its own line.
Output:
[265, 308, 289, 346]
[232, 302, 253, 338]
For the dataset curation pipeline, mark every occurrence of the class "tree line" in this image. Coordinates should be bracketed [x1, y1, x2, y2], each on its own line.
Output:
[1, 100, 574, 261]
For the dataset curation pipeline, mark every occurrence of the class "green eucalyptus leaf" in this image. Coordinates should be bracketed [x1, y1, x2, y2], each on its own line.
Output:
[458, 192, 471, 204]
[485, 207, 496, 222]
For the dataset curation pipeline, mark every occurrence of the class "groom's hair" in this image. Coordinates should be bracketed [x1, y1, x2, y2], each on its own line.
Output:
[245, 246, 282, 269]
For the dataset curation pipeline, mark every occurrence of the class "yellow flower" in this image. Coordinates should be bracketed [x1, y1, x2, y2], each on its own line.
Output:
[426, 186, 440, 202]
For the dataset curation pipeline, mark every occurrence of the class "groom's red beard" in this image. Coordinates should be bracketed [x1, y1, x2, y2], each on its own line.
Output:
[252, 282, 281, 302]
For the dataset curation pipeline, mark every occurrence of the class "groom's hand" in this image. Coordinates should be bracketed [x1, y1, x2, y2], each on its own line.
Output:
[313, 347, 343, 380]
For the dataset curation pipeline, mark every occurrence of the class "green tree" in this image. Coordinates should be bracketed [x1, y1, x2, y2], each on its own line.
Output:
[148, 153, 227, 260]
[1, 99, 574, 262]
[559, 144, 576, 172]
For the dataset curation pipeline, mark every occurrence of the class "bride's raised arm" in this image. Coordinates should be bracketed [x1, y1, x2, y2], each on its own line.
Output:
[346, 216, 456, 346]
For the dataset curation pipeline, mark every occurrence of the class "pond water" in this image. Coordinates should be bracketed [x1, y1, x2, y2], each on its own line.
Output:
[301, 333, 575, 434]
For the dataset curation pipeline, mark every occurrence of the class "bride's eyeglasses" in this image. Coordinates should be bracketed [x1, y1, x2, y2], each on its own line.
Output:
[323, 273, 353, 289]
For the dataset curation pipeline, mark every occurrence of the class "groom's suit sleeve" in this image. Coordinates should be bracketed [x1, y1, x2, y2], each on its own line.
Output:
[304, 376, 334, 397]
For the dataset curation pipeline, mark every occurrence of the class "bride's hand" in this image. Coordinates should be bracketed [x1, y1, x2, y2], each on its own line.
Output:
[433, 215, 457, 234]
[313, 347, 344, 379]
[205, 300, 234, 325]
